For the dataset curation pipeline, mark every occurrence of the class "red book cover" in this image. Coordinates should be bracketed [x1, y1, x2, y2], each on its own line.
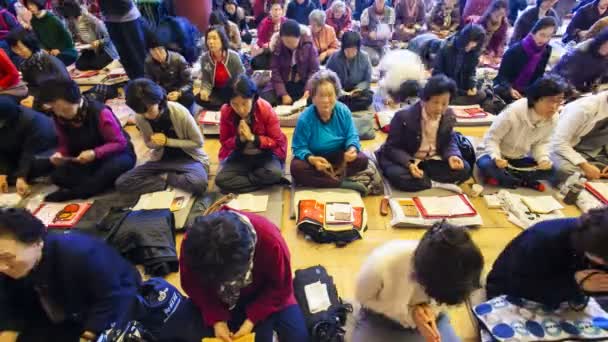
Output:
[585, 183, 608, 204]
[412, 195, 477, 219]
[33, 202, 92, 228]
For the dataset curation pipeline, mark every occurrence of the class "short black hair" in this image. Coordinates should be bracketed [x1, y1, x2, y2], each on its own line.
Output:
[209, 10, 229, 27]
[60, 0, 82, 18]
[589, 27, 608, 57]
[231, 74, 258, 99]
[205, 25, 231, 52]
[419, 74, 457, 101]
[37, 79, 82, 104]
[414, 222, 484, 305]
[145, 30, 164, 50]
[6, 28, 40, 53]
[25, 0, 45, 10]
[280, 19, 302, 37]
[0, 208, 46, 243]
[572, 207, 608, 262]
[182, 212, 256, 285]
[341, 31, 361, 50]
[530, 16, 558, 34]
[389, 80, 420, 102]
[526, 75, 566, 107]
[124, 78, 167, 114]
[455, 24, 486, 51]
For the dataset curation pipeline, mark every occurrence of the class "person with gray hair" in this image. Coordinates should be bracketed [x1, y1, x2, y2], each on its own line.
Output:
[326, 0, 353, 38]
[290, 69, 369, 192]
[309, 9, 341, 64]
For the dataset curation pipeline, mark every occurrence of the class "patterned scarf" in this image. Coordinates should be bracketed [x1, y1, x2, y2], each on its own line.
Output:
[22, 50, 46, 73]
[217, 213, 258, 309]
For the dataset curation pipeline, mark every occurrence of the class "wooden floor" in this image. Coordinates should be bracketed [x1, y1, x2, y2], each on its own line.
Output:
[126, 123, 582, 342]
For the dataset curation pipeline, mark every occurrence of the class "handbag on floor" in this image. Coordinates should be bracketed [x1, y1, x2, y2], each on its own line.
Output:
[293, 265, 353, 342]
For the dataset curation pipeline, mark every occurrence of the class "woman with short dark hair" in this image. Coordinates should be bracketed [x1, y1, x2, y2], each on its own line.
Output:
[487, 207, 608, 308]
[510, 0, 560, 45]
[494, 16, 557, 104]
[25, 0, 77, 65]
[376, 74, 470, 192]
[215, 75, 287, 193]
[180, 210, 309, 342]
[353, 222, 483, 341]
[197, 26, 245, 111]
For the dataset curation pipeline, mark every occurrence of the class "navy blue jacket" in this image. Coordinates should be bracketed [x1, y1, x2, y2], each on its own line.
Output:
[486, 218, 589, 307]
[0, 232, 141, 333]
[286, 0, 317, 25]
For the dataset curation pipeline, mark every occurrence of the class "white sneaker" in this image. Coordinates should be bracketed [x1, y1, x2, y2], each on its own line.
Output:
[431, 181, 463, 194]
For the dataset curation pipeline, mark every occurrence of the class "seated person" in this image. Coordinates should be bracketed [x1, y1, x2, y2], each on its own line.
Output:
[0, 5, 21, 63]
[260, 19, 319, 106]
[474, 0, 509, 63]
[326, 31, 374, 112]
[563, 0, 608, 44]
[353, 222, 483, 342]
[0, 209, 141, 342]
[585, 16, 608, 40]
[394, 0, 426, 42]
[355, 0, 374, 20]
[197, 26, 245, 111]
[61, 1, 118, 71]
[428, 0, 461, 39]
[376, 75, 470, 192]
[326, 0, 352, 38]
[552, 28, 608, 94]
[510, 0, 560, 45]
[26, 0, 77, 65]
[309, 9, 340, 64]
[433, 24, 487, 106]
[251, 0, 286, 71]
[372, 50, 426, 112]
[407, 32, 443, 70]
[223, 0, 253, 45]
[286, 0, 317, 25]
[215, 75, 287, 193]
[290, 70, 369, 189]
[508, 0, 527, 25]
[7, 29, 70, 112]
[180, 210, 309, 342]
[486, 208, 608, 308]
[462, 0, 491, 20]
[117, 78, 209, 195]
[494, 17, 556, 104]
[477, 76, 566, 190]
[144, 38, 194, 112]
[0, 97, 56, 197]
[0, 48, 26, 98]
[550, 91, 608, 183]
[360, 0, 395, 66]
[209, 10, 242, 51]
[41, 79, 135, 202]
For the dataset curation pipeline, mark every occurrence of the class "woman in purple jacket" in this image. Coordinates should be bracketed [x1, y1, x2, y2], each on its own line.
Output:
[375, 75, 470, 192]
[260, 19, 320, 106]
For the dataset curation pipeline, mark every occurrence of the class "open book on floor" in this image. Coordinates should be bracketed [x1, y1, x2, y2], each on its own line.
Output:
[34, 201, 93, 228]
[585, 181, 608, 204]
[197, 110, 221, 135]
[389, 195, 483, 227]
[227, 193, 269, 213]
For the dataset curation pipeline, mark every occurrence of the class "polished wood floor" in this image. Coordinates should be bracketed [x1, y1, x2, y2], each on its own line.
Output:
[125, 123, 582, 342]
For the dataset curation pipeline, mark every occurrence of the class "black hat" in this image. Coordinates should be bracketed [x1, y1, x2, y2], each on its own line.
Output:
[280, 19, 301, 38]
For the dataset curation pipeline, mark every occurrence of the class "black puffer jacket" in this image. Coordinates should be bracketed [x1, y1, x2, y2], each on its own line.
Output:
[144, 50, 193, 95]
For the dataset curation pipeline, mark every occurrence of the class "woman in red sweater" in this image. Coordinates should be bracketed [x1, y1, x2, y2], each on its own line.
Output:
[180, 210, 309, 342]
[215, 74, 287, 193]
[0, 48, 25, 97]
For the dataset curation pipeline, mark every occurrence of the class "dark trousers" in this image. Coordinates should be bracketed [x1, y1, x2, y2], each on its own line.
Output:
[291, 150, 369, 188]
[201, 303, 309, 342]
[75, 49, 114, 71]
[381, 158, 471, 192]
[55, 50, 78, 66]
[175, 91, 195, 113]
[215, 153, 284, 193]
[251, 50, 271, 70]
[106, 18, 147, 80]
[260, 81, 306, 107]
[339, 89, 374, 112]
[477, 155, 554, 188]
[0, 149, 54, 184]
[16, 310, 82, 342]
[52, 151, 135, 198]
[451, 90, 487, 106]
[196, 86, 232, 111]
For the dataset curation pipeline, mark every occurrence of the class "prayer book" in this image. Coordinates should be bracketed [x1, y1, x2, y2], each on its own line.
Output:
[133, 190, 175, 211]
[227, 194, 269, 213]
[325, 202, 354, 224]
[450, 105, 489, 119]
[197, 110, 221, 135]
[297, 199, 364, 233]
[520, 195, 563, 214]
[34, 201, 93, 228]
[585, 181, 608, 204]
[412, 194, 477, 218]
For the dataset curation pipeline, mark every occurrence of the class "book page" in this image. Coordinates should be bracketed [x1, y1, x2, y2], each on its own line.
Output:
[520, 195, 564, 214]
[304, 281, 332, 314]
[133, 190, 175, 211]
[228, 194, 269, 213]
[587, 182, 608, 202]
[0, 193, 22, 207]
[415, 195, 475, 217]
[325, 203, 353, 223]
[34, 202, 92, 227]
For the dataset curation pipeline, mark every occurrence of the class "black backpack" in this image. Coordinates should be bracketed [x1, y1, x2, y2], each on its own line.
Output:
[156, 16, 201, 64]
[297, 221, 363, 247]
[454, 132, 475, 179]
[293, 266, 353, 342]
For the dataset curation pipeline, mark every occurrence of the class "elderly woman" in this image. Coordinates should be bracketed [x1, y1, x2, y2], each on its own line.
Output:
[360, 0, 396, 66]
[428, 0, 461, 38]
[433, 24, 487, 105]
[394, 0, 426, 42]
[261, 19, 319, 106]
[510, 0, 560, 45]
[376, 75, 470, 192]
[209, 10, 242, 51]
[326, 0, 352, 38]
[552, 28, 608, 93]
[494, 17, 556, 104]
[291, 69, 369, 189]
[215, 75, 288, 193]
[327, 31, 373, 111]
[180, 210, 309, 342]
[197, 26, 245, 111]
[309, 10, 340, 64]
[475, 0, 509, 62]
[477, 76, 566, 190]
[563, 0, 608, 44]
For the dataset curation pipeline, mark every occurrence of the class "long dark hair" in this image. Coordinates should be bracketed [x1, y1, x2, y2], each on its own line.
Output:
[478, 0, 507, 28]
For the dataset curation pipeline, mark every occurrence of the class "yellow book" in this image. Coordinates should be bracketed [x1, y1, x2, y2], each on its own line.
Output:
[202, 333, 255, 342]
